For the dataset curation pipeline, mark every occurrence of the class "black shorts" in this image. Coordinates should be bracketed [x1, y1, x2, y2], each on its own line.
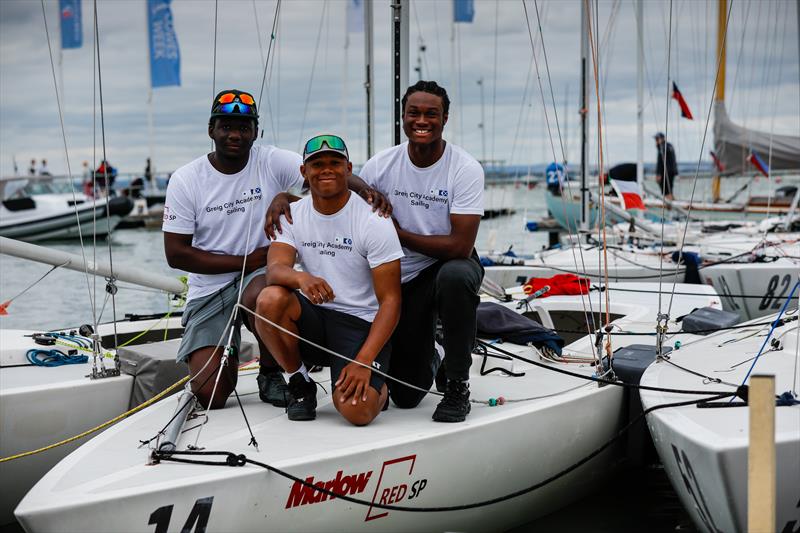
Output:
[295, 294, 390, 393]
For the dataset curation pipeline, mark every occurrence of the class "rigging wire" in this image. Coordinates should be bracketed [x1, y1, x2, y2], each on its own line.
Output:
[212, 0, 218, 99]
[525, 0, 601, 361]
[297, 0, 329, 151]
[255, 0, 282, 145]
[665, 2, 735, 318]
[92, 0, 120, 354]
[38, 0, 100, 336]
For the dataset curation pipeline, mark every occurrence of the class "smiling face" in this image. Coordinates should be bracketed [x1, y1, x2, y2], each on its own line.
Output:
[301, 152, 352, 200]
[402, 91, 448, 146]
[208, 116, 257, 160]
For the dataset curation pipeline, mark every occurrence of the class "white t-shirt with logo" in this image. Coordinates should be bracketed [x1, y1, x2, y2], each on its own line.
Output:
[273, 193, 403, 322]
[359, 141, 484, 283]
[162, 145, 303, 301]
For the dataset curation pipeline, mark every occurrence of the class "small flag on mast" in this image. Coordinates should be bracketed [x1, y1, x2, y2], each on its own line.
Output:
[671, 82, 693, 120]
[454, 0, 475, 23]
[748, 151, 769, 177]
[59, 0, 82, 49]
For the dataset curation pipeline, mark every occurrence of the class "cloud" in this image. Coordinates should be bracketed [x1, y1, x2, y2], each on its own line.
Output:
[1, 0, 797, 177]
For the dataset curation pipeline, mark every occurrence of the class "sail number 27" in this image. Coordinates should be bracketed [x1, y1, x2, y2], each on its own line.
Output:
[148, 497, 213, 533]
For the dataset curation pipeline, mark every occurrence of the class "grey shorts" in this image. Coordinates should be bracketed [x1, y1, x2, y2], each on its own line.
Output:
[176, 267, 266, 363]
[295, 293, 391, 393]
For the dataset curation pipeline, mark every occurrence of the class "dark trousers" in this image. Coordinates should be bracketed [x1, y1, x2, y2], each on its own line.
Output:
[389, 251, 484, 408]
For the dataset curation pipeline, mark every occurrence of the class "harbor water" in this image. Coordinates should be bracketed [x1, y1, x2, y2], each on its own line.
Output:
[0, 176, 784, 532]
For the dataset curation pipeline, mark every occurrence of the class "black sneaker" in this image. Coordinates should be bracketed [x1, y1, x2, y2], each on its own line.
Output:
[287, 373, 317, 421]
[257, 369, 289, 407]
[432, 380, 471, 423]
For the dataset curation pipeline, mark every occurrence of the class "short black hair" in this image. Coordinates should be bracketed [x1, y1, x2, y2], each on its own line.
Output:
[402, 80, 450, 116]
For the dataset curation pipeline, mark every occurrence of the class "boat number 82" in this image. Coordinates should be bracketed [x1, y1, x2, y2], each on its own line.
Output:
[149, 497, 213, 533]
[759, 274, 792, 311]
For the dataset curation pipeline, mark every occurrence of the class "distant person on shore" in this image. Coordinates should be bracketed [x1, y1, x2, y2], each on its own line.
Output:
[28, 159, 36, 176]
[654, 132, 678, 200]
[545, 161, 566, 196]
[38, 159, 51, 176]
[255, 134, 402, 425]
[357, 80, 485, 423]
[94, 160, 118, 195]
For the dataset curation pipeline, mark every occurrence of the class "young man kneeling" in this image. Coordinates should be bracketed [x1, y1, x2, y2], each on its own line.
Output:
[255, 135, 402, 425]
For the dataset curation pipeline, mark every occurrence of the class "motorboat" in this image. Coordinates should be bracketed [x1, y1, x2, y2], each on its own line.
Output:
[0, 176, 133, 242]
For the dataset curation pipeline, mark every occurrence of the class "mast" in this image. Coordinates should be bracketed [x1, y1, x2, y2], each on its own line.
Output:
[391, 0, 409, 146]
[580, 0, 590, 231]
[711, 0, 727, 201]
[715, 0, 727, 103]
[363, 0, 374, 158]
[636, 0, 644, 189]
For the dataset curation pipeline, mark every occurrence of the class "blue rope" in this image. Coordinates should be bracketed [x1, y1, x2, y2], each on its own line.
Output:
[26, 349, 88, 367]
[735, 279, 800, 397]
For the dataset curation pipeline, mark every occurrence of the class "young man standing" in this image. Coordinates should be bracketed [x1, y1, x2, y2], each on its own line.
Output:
[654, 132, 678, 200]
[162, 89, 304, 409]
[358, 81, 484, 423]
[255, 135, 402, 425]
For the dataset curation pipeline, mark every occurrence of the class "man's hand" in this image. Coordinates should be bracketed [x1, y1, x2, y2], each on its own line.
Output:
[335, 361, 372, 405]
[244, 247, 269, 273]
[298, 272, 335, 304]
[358, 187, 392, 218]
[265, 192, 292, 240]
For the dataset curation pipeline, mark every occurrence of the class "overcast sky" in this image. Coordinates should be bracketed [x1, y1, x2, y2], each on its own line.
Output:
[1, 0, 798, 177]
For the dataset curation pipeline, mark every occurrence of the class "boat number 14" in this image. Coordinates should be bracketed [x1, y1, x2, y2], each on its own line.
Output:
[759, 274, 792, 311]
[148, 497, 213, 533]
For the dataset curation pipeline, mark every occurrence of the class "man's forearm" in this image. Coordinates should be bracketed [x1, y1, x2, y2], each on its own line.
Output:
[265, 264, 304, 289]
[168, 247, 257, 274]
[354, 299, 400, 365]
[397, 228, 474, 260]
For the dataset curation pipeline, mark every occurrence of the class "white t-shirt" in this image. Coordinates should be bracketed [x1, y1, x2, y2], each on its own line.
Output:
[273, 193, 403, 322]
[359, 141, 484, 283]
[162, 145, 303, 301]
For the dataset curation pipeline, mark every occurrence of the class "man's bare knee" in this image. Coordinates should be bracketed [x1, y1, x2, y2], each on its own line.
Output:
[256, 286, 292, 319]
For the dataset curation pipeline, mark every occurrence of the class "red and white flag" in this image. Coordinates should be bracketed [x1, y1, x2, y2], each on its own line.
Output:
[672, 82, 694, 120]
[610, 179, 645, 210]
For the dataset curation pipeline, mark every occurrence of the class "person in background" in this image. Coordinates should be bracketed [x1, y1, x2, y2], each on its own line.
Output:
[356, 80, 484, 423]
[39, 159, 51, 176]
[256, 134, 402, 425]
[28, 159, 36, 176]
[654, 132, 678, 201]
[545, 161, 566, 196]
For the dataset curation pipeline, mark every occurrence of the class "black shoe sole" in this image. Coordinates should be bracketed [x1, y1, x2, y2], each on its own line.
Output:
[432, 402, 471, 423]
[288, 411, 316, 421]
[259, 392, 288, 408]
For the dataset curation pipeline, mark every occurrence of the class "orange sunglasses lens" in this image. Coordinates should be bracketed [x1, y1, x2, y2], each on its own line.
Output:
[217, 92, 237, 104]
[239, 93, 255, 105]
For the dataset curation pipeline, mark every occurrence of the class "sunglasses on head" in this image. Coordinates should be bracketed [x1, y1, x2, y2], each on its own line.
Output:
[217, 92, 255, 105]
[304, 135, 347, 155]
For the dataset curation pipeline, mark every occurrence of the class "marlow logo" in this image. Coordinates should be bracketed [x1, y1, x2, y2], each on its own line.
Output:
[429, 188, 448, 197]
[334, 236, 353, 245]
[285, 469, 372, 509]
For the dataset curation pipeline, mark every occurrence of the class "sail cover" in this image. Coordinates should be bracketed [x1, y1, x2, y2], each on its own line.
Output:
[713, 102, 800, 175]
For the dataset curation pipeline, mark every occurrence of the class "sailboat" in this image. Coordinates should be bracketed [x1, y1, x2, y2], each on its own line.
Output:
[640, 300, 800, 532]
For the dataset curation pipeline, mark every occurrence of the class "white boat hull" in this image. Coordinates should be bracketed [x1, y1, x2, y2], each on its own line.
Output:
[640, 307, 800, 533]
[14, 285, 722, 532]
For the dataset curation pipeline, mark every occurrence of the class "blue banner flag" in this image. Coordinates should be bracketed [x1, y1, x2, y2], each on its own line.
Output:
[59, 0, 82, 49]
[346, 0, 364, 33]
[147, 0, 181, 88]
[453, 0, 474, 23]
